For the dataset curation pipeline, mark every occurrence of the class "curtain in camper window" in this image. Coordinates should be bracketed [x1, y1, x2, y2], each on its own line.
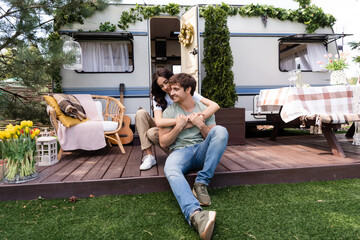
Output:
[297, 48, 311, 71]
[280, 54, 296, 71]
[306, 43, 327, 72]
[80, 42, 132, 72]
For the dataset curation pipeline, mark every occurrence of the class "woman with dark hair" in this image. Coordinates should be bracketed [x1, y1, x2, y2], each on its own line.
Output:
[135, 68, 220, 170]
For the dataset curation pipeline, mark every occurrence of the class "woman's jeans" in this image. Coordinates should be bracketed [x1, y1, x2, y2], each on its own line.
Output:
[164, 126, 229, 224]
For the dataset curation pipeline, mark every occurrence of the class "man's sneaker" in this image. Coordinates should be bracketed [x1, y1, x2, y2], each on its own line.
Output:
[192, 182, 211, 206]
[190, 210, 216, 240]
[139, 155, 156, 170]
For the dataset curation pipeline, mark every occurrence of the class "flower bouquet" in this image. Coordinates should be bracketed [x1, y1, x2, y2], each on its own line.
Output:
[318, 53, 349, 85]
[319, 52, 349, 71]
[0, 121, 41, 183]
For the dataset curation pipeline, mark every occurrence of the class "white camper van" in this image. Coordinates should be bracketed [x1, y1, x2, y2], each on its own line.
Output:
[59, 4, 345, 126]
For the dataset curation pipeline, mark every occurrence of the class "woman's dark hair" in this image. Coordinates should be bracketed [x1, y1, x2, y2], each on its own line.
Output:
[151, 68, 174, 111]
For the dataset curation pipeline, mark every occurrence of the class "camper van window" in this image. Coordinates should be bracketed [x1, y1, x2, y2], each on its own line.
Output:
[76, 40, 134, 73]
[279, 42, 327, 72]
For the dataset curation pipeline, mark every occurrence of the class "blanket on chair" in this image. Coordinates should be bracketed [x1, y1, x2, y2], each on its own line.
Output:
[52, 94, 87, 121]
[56, 94, 106, 151]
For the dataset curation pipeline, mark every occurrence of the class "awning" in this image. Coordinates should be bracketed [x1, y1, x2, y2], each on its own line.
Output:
[59, 31, 134, 41]
[279, 33, 352, 44]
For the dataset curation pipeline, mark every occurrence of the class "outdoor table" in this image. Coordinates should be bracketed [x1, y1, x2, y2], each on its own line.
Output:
[257, 85, 360, 158]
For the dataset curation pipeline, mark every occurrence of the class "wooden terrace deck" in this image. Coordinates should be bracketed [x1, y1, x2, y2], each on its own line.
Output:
[2, 133, 360, 201]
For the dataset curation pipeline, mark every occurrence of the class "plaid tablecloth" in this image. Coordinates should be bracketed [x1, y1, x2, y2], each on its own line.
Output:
[258, 85, 360, 124]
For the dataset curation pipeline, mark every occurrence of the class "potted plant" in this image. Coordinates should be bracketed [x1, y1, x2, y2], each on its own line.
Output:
[201, 4, 245, 145]
[0, 121, 41, 183]
[318, 52, 349, 85]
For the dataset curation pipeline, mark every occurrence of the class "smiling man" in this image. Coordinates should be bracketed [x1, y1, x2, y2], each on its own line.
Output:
[159, 73, 228, 240]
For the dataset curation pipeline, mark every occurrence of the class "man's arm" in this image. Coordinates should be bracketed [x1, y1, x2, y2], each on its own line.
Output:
[188, 113, 215, 139]
[159, 114, 188, 149]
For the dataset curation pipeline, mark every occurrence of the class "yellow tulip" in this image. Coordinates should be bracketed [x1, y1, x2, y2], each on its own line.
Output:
[4, 128, 13, 135]
[6, 124, 14, 129]
[8, 128, 15, 135]
[16, 130, 21, 136]
[28, 121, 33, 127]
[0, 131, 4, 140]
[13, 135, 18, 139]
[25, 126, 29, 134]
[34, 129, 40, 135]
[31, 133, 36, 139]
[20, 121, 27, 128]
[4, 132, 11, 139]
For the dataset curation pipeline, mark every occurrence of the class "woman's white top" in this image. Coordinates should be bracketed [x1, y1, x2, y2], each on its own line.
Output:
[152, 92, 204, 111]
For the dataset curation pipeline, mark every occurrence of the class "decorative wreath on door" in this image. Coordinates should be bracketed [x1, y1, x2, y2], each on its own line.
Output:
[178, 22, 194, 47]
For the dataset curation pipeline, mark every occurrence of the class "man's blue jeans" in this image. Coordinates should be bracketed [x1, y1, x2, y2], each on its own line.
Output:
[164, 126, 229, 224]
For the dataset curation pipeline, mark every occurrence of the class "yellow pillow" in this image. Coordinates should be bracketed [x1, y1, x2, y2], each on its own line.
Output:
[44, 95, 87, 128]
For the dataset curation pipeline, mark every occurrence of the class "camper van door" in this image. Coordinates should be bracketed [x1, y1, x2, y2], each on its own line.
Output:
[180, 6, 199, 91]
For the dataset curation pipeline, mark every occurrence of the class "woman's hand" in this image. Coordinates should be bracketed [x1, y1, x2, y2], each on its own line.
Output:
[175, 114, 188, 130]
[188, 113, 205, 128]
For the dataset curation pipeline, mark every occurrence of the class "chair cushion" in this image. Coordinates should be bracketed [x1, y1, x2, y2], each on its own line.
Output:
[44, 95, 87, 128]
[102, 121, 118, 132]
[94, 101, 104, 120]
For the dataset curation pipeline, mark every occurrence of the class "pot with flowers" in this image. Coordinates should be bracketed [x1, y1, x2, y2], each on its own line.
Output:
[0, 120, 41, 183]
[319, 52, 349, 85]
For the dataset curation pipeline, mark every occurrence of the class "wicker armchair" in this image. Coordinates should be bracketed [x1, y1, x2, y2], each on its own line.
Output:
[48, 95, 126, 160]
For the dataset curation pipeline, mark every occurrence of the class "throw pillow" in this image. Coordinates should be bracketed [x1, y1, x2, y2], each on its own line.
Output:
[44, 95, 87, 128]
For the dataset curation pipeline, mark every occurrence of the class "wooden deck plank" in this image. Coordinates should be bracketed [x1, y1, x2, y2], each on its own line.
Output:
[251, 137, 345, 166]
[215, 161, 229, 172]
[246, 138, 314, 168]
[242, 140, 306, 168]
[82, 147, 119, 180]
[121, 145, 143, 177]
[222, 147, 265, 170]
[154, 146, 168, 176]
[33, 152, 83, 183]
[261, 137, 334, 165]
[226, 146, 278, 170]
[218, 154, 247, 171]
[294, 134, 360, 157]
[63, 148, 111, 182]
[275, 136, 358, 165]
[44, 151, 93, 182]
[102, 145, 133, 179]
[231, 144, 291, 168]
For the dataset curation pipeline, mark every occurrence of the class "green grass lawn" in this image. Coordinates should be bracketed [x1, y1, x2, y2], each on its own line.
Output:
[1, 179, 360, 239]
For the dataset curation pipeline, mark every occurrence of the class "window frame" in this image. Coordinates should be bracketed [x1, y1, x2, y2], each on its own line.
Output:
[58, 32, 135, 74]
[75, 39, 134, 74]
[278, 40, 327, 73]
[277, 33, 349, 73]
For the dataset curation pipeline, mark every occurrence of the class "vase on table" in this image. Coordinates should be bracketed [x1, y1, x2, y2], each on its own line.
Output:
[330, 70, 348, 85]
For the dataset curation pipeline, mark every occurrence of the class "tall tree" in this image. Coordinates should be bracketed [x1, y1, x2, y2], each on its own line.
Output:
[0, 0, 107, 122]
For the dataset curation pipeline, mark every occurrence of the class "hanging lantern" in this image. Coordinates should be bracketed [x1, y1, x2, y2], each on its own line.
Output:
[63, 37, 83, 70]
[36, 130, 58, 166]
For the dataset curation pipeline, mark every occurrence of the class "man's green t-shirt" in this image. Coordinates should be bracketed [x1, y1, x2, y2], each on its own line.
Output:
[162, 101, 216, 151]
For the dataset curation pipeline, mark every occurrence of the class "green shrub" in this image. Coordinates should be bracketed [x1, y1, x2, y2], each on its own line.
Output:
[201, 4, 237, 108]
